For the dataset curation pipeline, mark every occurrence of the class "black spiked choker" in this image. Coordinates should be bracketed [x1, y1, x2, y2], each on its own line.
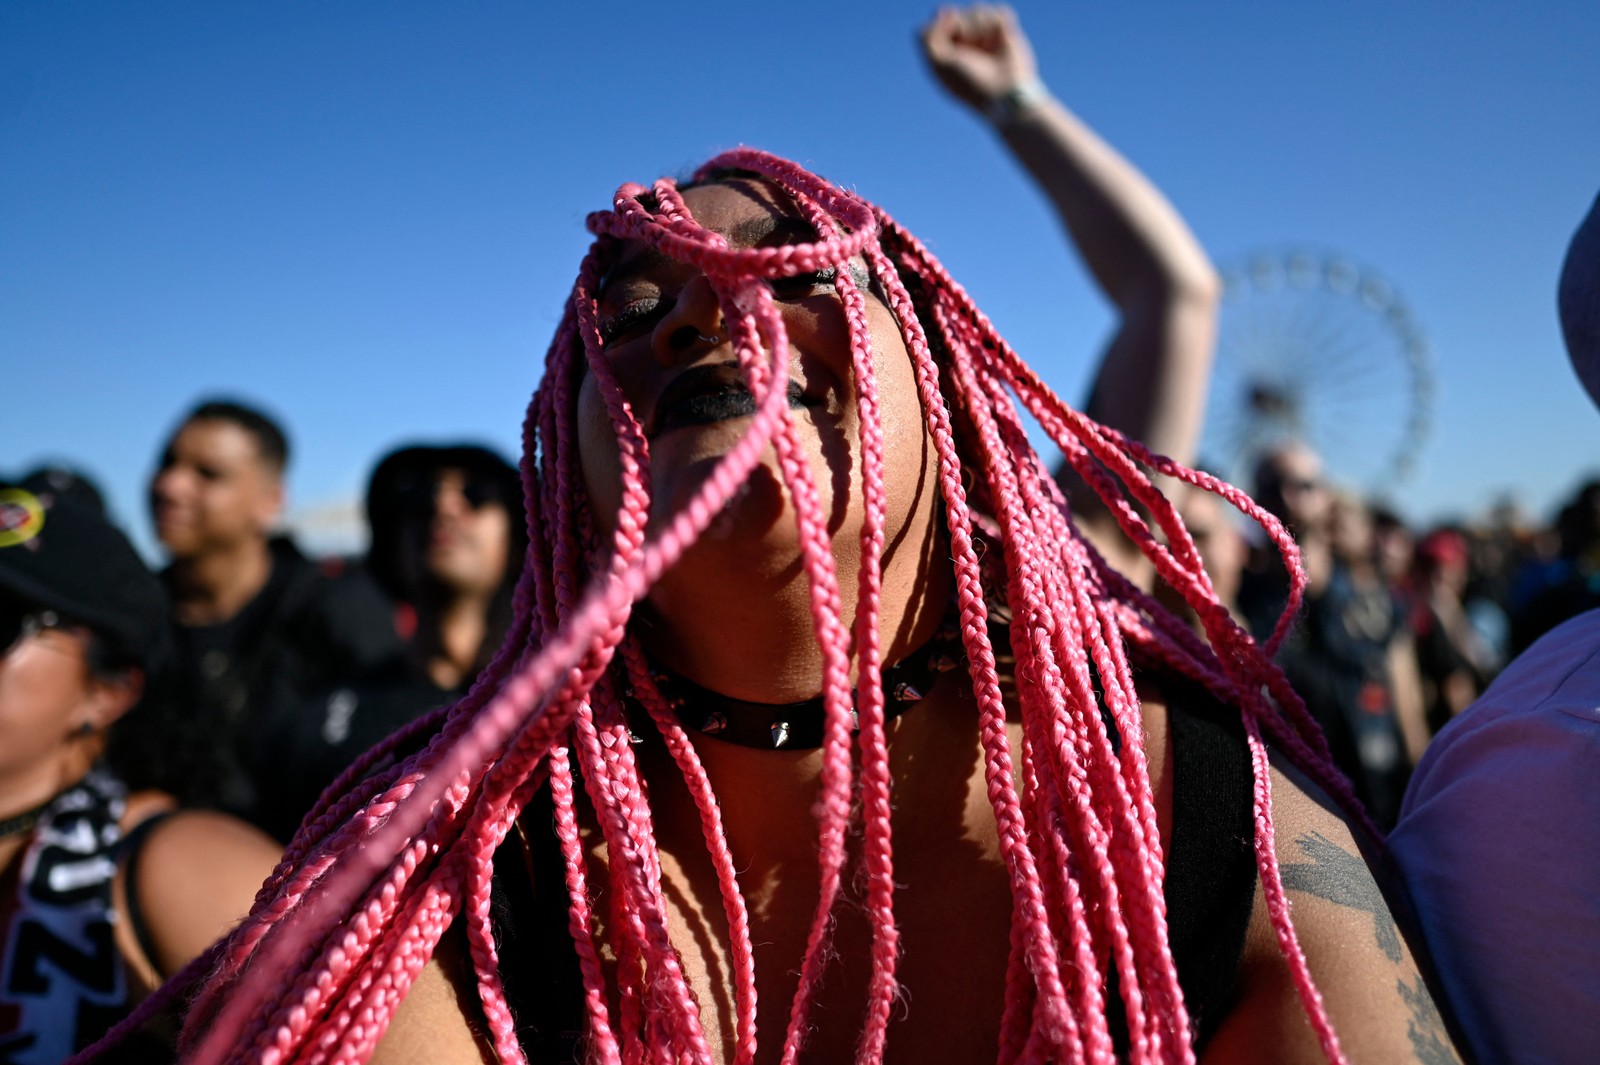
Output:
[647, 615, 971, 750]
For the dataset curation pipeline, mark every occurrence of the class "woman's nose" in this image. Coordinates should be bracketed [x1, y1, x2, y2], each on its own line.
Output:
[433, 482, 469, 519]
[651, 273, 725, 366]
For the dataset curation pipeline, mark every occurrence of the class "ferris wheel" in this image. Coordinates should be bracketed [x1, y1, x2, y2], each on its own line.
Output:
[1199, 249, 1435, 494]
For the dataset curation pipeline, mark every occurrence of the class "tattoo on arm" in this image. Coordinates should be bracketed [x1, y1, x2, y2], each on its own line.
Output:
[1398, 973, 1462, 1065]
[1280, 832, 1401, 962]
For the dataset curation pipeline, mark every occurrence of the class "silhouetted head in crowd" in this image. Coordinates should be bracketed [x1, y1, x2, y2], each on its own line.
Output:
[149, 398, 288, 561]
[1252, 441, 1330, 539]
[1415, 528, 1470, 595]
[0, 483, 168, 808]
[365, 444, 525, 687]
[1172, 466, 1245, 613]
[1369, 505, 1413, 586]
[1326, 489, 1375, 569]
[1555, 478, 1600, 561]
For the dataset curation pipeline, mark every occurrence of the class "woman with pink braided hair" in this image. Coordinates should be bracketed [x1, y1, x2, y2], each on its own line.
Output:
[81, 7, 1462, 1065]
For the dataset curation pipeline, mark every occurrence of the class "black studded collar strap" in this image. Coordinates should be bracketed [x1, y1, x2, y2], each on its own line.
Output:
[650, 611, 978, 750]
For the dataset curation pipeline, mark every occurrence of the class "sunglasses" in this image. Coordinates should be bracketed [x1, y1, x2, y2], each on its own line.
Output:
[0, 596, 71, 658]
[392, 474, 508, 519]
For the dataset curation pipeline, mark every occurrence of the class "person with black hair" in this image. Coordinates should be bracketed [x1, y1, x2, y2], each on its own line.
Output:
[364, 444, 526, 692]
[255, 443, 526, 842]
[129, 397, 402, 833]
[0, 482, 279, 1060]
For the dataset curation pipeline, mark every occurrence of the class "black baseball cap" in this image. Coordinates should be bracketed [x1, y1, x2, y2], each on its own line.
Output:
[0, 483, 169, 673]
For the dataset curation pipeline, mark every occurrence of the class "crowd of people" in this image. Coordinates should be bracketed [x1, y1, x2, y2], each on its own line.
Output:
[2, 6, 1595, 1064]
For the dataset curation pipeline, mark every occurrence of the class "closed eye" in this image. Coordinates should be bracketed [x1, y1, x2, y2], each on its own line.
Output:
[598, 297, 668, 346]
[768, 267, 838, 301]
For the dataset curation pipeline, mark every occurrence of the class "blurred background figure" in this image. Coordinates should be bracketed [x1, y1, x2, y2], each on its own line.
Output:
[256, 443, 525, 842]
[1154, 473, 1248, 628]
[0, 481, 278, 1060]
[1410, 527, 1497, 735]
[122, 397, 401, 831]
[1238, 440, 1335, 639]
[364, 444, 524, 694]
[1507, 475, 1600, 653]
[1369, 503, 1415, 599]
[1390, 186, 1600, 1065]
[1240, 443, 1425, 827]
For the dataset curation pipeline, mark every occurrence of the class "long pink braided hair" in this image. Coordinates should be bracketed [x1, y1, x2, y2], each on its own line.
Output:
[78, 149, 1368, 1065]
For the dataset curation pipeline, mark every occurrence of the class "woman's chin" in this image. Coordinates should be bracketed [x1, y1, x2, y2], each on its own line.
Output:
[656, 459, 792, 552]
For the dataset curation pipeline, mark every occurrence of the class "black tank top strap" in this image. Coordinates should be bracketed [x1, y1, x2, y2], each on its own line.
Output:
[118, 809, 177, 975]
[1101, 666, 1258, 1055]
[1158, 671, 1258, 1047]
[485, 789, 587, 1061]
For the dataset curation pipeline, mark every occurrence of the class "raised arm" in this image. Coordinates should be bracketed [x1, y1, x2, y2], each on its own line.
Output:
[920, 5, 1220, 576]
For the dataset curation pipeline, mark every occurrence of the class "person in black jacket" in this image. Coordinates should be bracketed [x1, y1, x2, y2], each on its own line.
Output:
[117, 398, 402, 831]
[257, 443, 525, 842]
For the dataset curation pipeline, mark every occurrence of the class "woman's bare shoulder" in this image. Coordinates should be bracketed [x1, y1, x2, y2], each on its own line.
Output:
[120, 803, 282, 978]
[366, 935, 495, 1064]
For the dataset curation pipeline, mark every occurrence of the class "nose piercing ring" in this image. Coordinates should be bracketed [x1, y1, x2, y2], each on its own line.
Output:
[698, 334, 720, 345]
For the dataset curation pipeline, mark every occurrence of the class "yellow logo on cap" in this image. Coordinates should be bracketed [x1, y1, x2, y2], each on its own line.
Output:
[0, 489, 46, 549]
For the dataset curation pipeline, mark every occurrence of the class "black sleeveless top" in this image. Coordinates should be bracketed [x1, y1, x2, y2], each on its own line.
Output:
[484, 675, 1258, 1062]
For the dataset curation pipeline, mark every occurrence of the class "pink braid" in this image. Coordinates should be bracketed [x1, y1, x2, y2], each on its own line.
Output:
[938, 296, 1165, 1062]
[861, 236, 1076, 1048]
[885, 214, 1352, 1061]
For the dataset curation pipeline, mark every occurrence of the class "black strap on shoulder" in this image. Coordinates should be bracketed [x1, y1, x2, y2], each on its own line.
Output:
[1101, 669, 1258, 1055]
[118, 811, 177, 975]
[486, 790, 586, 1060]
[1161, 676, 1258, 1047]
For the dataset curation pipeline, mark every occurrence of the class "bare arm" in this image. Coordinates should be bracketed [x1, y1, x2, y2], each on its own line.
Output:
[120, 808, 283, 979]
[920, 5, 1220, 580]
[1203, 762, 1463, 1063]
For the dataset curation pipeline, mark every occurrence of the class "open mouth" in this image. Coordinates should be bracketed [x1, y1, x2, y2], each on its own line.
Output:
[651, 362, 810, 437]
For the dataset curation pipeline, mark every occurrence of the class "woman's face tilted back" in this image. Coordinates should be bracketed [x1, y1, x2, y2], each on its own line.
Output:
[574, 177, 944, 641]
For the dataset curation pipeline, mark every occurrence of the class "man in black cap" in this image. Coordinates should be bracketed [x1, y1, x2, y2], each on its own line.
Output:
[135, 397, 402, 831]
[1389, 191, 1600, 1065]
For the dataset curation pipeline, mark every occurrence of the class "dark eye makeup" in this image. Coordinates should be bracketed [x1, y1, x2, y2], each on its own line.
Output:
[768, 267, 838, 300]
[596, 260, 873, 348]
[598, 297, 669, 346]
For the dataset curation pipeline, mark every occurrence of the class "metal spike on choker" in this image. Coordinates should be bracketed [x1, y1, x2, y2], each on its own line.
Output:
[643, 616, 970, 750]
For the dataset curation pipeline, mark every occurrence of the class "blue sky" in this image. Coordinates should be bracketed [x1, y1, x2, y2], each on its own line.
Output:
[4, 1, 1598, 558]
